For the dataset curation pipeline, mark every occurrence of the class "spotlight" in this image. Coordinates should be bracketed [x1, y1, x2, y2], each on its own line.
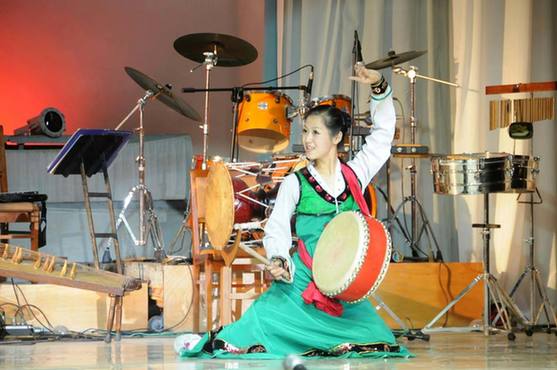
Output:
[14, 107, 66, 137]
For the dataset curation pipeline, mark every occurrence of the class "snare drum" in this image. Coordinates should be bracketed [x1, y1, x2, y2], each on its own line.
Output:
[310, 95, 351, 114]
[313, 211, 391, 303]
[237, 91, 293, 153]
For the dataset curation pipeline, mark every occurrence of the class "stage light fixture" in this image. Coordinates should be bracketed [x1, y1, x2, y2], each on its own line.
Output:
[14, 107, 66, 137]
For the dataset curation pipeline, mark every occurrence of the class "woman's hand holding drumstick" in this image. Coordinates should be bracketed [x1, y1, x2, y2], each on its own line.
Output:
[237, 242, 291, 282]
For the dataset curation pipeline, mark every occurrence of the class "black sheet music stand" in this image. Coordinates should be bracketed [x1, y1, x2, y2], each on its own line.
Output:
[48, 128, 131, 270]
[48, 129, 131, 342]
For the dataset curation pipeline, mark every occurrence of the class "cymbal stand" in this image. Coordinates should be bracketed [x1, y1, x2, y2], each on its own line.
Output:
[423, 193, 529, 339]
[108, 90, 165, 260]
[390, 66, 458, 260]
[188, 48, 218, 169]
[506, 149, 556, 334]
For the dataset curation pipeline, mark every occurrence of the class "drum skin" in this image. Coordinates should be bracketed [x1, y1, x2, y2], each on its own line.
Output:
[205, 162, 263, 249]
[313, 211, 391, 303]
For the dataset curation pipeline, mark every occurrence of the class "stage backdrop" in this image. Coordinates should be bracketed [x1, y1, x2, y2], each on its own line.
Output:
[278, 0, 556, 322]
[0, 0, 265, 158]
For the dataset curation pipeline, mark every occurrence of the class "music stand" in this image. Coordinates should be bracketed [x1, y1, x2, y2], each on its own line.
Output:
[48, 129, 132, 273]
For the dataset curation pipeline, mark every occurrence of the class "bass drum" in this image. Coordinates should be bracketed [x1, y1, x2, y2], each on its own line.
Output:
[313, 211, 391, 303]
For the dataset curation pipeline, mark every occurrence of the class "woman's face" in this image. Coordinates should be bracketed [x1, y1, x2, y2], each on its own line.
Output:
[302, 115, 341, 161]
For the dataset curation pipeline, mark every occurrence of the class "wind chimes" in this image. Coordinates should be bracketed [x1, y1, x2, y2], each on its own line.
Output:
[486, 81, 556, 130]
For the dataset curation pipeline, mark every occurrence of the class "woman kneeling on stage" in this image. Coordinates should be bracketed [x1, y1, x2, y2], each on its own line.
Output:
[176, 63, 412, 359]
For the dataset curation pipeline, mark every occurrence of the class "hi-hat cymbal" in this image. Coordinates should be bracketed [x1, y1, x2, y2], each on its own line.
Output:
[125, 67, 202, 122]
[365, 50, 427, 70]
[174, 33, 258, 67]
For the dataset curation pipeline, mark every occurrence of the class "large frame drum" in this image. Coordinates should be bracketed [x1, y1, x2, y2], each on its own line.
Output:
[204, 162, 263, 249]
[237, 91, 293, 153]
[204, 158, 306, 249]
[431, 152, 539, 195]
[313, 211, 391, 303]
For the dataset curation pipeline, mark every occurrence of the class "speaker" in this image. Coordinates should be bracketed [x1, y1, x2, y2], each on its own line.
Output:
[14, 107, 66, 137]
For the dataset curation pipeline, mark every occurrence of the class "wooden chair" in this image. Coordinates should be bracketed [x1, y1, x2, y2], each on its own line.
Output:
[189, 166, 269, 332]
[0, 126, 44, 251]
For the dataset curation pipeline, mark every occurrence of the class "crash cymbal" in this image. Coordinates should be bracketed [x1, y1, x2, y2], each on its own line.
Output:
[173, 33, 258, 67]
[125, 67, 202, 122]
[365, 50, 427, 70]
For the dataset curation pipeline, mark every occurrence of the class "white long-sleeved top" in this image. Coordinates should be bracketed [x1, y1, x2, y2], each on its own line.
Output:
[263, 88, 396, 282]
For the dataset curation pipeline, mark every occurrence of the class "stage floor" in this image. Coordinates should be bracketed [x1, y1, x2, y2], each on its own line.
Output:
[0, 332, 555, 369]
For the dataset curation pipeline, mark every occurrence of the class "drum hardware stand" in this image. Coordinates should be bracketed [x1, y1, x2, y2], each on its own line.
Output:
[422, 193, 530, 340]
[229, 87, 245, 162]
[108, 89, 165, 260]
[370, 293, 430, 341]
[390, 66, 458, 260]
[507, 187, 557, 334]
[188, 49, 219, 170]
[504, 139, 555, 334]
[375, 164, 412, 262]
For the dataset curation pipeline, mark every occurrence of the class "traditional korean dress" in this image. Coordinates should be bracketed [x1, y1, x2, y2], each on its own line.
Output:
[179, 86, 412, 359]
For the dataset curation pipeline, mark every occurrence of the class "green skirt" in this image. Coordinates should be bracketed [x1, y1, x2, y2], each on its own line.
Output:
[179, 253, 412, 359]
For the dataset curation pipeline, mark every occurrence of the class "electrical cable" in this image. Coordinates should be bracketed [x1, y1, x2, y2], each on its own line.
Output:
[241, 65, 314, 88]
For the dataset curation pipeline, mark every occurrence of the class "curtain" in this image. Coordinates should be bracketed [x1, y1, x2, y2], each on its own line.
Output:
[451, 0, 556, 317]
[279, 0, 458, 262]
[280, 0, 556, 320]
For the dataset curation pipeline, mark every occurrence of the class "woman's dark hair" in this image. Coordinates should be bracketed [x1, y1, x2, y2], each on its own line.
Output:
[304, 105, 352, 146]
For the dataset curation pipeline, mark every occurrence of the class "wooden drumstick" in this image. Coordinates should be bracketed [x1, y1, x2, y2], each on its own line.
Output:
[237, 242, 291, 282]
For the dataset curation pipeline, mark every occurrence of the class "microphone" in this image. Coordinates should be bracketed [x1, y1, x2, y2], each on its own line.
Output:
[283, 354, 307, 370]
[354, 30, 363, 62]
[305, 69, 314, 97]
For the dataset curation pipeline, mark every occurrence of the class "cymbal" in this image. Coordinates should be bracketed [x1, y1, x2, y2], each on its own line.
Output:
[365, 50, 427, 70]
[174, 33, 258, 67]
[125, 67, 202, 122]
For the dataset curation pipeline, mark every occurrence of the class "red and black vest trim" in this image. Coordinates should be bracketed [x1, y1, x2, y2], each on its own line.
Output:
[299, 166, 351, 204]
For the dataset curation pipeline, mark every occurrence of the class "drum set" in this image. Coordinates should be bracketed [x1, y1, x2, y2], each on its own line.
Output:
[111, 30, 554, 339]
